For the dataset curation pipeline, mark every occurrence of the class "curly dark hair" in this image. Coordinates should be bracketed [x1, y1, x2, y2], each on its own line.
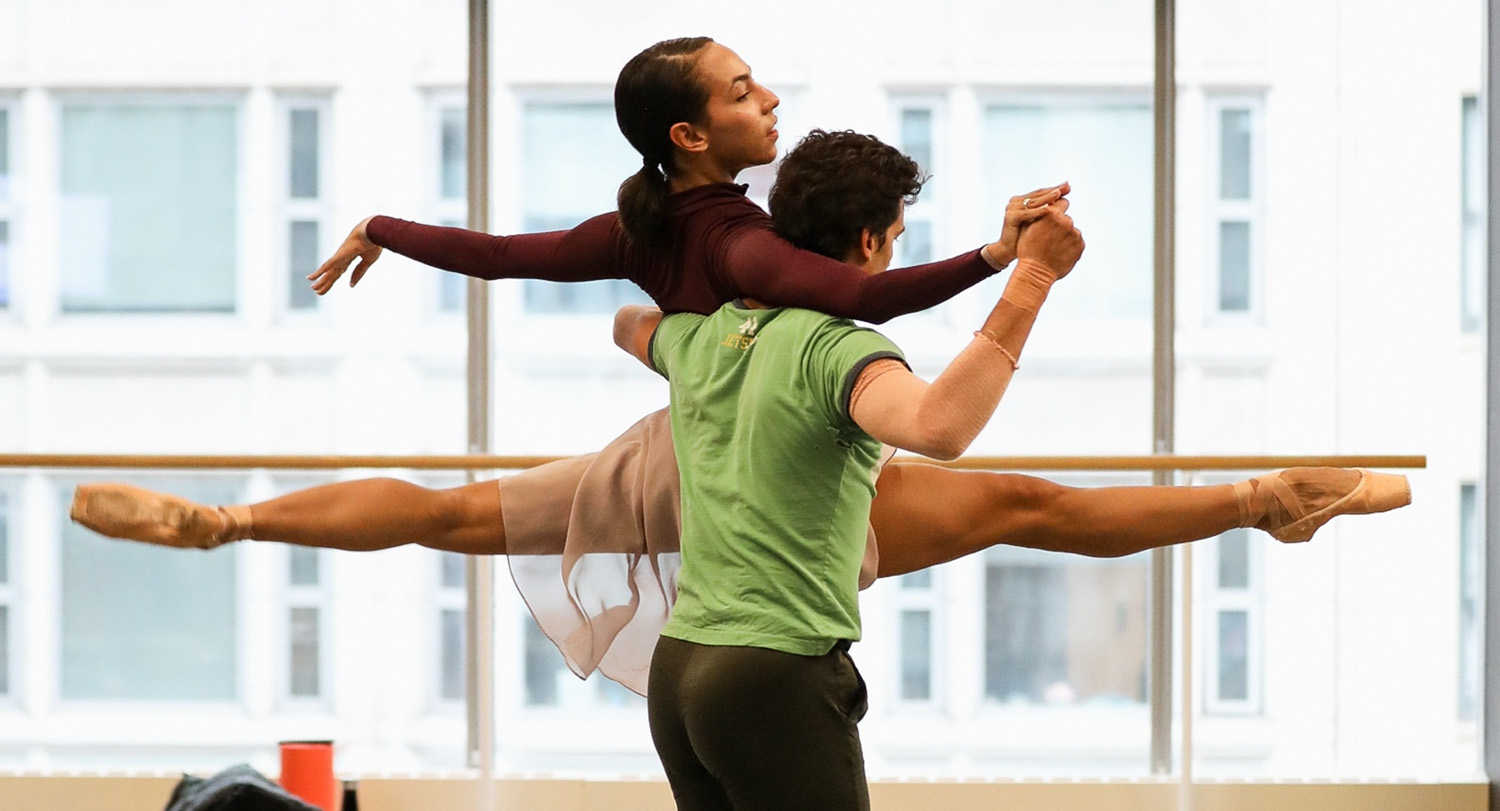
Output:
[768, 129, 926, 261]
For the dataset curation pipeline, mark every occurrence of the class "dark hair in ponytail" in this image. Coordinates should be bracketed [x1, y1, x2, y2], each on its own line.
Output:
[615, 37, 714, 245]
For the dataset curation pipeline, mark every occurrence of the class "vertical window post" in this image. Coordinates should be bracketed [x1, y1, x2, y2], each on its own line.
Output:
[281, 99, 329, 315]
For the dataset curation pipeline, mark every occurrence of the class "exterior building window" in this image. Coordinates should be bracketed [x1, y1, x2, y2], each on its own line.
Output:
[58, 478, 240, 700]
[59, 100, 238, 313]
[438, 551, 465, 703]
[1207, 97, 1264, 319]
[1459, 483, 1480, 721]
[984, 99, 1152, 322]
[1462, 96, 1484, 333]
[523, 618, 561, 706]
[522, 613, 642, 709]
[0, 488, 11, 697]
[0, 103, 12, 311]
[286, 546, 324, 700]
[984, 541, 1149, 707]
[1204, 528, 1262, 715]
[435, 102, 467, 313]
[894, 102, 940, 268]
[520, 101, 648, 314]
[282, 99, 329, 314]
[894, 569, 939, 704]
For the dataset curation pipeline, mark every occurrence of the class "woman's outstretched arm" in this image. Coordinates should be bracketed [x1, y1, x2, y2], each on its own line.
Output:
[308, 213, 627, 294]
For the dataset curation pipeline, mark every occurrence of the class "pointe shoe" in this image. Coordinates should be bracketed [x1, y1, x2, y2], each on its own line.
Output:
[1237, 468, 1412, 543]
[70, 483, 240, 550]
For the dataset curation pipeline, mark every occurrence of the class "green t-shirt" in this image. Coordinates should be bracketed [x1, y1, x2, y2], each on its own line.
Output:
[650, 303, 905, 656]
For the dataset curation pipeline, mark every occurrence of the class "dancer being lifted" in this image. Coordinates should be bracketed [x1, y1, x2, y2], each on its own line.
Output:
[73, 122, 1411, 699]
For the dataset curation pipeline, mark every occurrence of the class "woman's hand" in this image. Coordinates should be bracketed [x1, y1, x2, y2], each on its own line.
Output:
[981, 182, 1070, 269]
[308, 217, 383, 295]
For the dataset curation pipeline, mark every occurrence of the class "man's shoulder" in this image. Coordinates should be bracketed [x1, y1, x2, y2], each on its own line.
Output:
[763, 306, 854, 330]
[774, 308, 889, 342]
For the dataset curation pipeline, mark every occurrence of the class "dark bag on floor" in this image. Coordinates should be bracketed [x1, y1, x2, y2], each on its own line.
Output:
[163, 763, 322, 811]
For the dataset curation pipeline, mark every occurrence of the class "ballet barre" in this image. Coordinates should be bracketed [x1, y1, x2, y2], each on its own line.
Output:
[0, 453, 1427, 471]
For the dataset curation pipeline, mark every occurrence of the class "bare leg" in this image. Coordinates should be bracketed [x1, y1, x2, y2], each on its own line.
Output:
[869, 464, 1409, 578]
[72, 478, 506, 554]
[249, 478, 505, 554]
[870, 464, 1241, 577]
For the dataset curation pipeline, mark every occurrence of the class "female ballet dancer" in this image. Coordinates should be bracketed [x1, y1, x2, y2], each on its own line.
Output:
[306, 36, 1065, 320]
[72, 127, 1410, 701]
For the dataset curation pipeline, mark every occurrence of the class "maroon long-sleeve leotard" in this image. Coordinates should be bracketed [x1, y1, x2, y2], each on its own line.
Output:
[365, 182, 996, 323]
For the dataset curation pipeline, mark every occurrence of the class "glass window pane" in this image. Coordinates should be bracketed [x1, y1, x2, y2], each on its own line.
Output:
[1461, 96, 1484, 332]
[60, 479, 238, 700]
[0, 107, 9, 196]
[901, 107, 934, 175]
[439, 273, 465, 312]
[900, 609, 933, 700]
[0, 220, 10, 309]
[289, 547, 319, 586]
[0, 490, 7, 584]
[289, 108, 319, 199]
[525, 276, 650, 313]
[441, 608, 464, 701]
[289, 220, 320, 311]
[901, 569, 931, 590]
[1218, 220, 1251, 312]
[523, 619, 559, 706]
[1217, 610, 1250, 702]
[898, 219, 933, 265]
[59, 103, 237, 313]
[441, 107, 465, 201]
[0, 605, 8, 695]
[520, 102, 649, 313]
[437, 219, 466, 312]
[596, 676, 644, 707]
[1217, 528, 1249, 589]
[1459, 483, 1480, 721]
[985, 103, 1152, 320]
[440, 552, 465, 589]
[985, 553, 1147, 706]
[1219, 108, 1252, 200]
[987, 563, 1066, 701]
[289, 606, 320, 697]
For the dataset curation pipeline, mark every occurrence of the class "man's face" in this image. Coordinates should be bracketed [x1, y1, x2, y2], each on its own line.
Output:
[861, 207, 906, 276]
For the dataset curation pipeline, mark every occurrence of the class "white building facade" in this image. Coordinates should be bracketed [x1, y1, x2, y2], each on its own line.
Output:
[0, 0, 1483, 782]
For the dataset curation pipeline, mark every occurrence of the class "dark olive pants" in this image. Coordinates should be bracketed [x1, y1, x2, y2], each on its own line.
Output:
[647, 635, 870, 811]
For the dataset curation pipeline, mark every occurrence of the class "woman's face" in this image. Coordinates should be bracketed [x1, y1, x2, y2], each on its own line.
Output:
[692, 42, 781, 175]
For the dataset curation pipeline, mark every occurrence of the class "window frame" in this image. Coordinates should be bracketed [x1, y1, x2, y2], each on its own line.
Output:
[887, 94, 954, 328]
[280, 544, 331, 708]
[1204, 94, 1266, 324]
[0, 479, 17, 705]
[1460, 94, 1484, 334]
[1199, 526, 1265, 717]
[504, 91, 651, 323]
[0, 97, 17, 316]
[1458, 482, 1481, 723]
[276, 94, 332, 320]
[975, 90, 1157, 331]
[54, 473, 247, 710]
[428, 89, 469, 317]
[433, 550, 466, 710]
[888, 568, 946, 711]
[54, 91, 245, 317]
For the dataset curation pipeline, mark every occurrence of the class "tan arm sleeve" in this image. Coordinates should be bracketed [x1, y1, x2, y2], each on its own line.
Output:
[848, 335, 1018, 461]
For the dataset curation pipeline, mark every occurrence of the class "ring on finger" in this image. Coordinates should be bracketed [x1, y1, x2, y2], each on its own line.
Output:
[1022, 197, 1033, 209]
